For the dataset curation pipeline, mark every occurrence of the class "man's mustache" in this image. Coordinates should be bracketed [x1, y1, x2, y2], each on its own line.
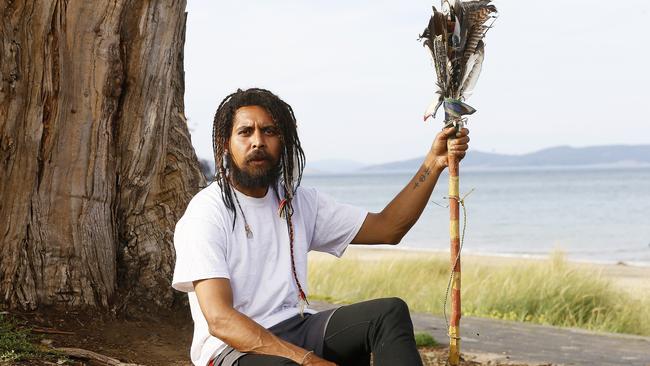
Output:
[245, 150, 270, 163]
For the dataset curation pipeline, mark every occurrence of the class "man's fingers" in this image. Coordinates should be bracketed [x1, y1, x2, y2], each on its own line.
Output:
[442, 127, 470, 138]
[442, 127, 456, 137]
[450, 143, 469, 151]
[451, 136, 470, 144]
[448, 136, 469, 148]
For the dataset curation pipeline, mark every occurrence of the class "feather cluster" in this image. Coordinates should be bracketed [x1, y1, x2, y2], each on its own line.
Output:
[419, 0, 497, 125]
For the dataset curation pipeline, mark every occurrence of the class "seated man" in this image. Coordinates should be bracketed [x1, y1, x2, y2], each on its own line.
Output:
[172, 88, 469, 366]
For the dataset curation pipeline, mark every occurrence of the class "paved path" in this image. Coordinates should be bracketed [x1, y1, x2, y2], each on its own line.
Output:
[311, 301, 650, 366]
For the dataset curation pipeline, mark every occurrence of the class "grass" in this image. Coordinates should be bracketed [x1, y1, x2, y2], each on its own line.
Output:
[414, 332, 438, 347]
[308, 251, 650, 336]
[0, 313, 66, 364]
[0, 314, 40, 363]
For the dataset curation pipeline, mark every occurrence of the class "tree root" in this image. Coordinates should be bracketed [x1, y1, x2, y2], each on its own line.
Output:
[54, 347, 144, 366]
[31, 326, 76, 335]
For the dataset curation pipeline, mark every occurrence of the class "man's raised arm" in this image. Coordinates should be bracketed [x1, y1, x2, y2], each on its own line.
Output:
[193, 278, 335, 366]
[351, 127, 469, 245]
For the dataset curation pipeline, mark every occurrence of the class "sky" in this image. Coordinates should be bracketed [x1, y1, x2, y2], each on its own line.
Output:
[184, 0, 650, 165]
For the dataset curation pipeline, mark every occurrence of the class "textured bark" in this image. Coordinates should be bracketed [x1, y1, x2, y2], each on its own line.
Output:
[0, 0, 205, 311]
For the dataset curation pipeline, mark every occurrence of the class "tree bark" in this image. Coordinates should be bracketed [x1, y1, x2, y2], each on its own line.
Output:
[0, 0, 205, 311]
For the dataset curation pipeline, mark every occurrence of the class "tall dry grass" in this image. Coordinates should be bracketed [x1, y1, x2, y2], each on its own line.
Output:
[307, 251, 650, 336]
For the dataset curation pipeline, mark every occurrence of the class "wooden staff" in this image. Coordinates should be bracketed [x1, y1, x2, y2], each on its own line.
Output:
[418, 2, 498, 363]
[448, 141, 462, 366]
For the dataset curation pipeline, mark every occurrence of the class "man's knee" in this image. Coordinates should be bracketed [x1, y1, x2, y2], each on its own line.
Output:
[375, 297, 411, 321]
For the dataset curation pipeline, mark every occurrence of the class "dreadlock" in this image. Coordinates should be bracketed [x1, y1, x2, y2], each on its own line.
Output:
[211, 88, 309, 306]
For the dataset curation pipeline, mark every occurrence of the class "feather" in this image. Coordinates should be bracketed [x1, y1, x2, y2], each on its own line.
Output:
[460, 41, 484, 99]
[424, 94, 444, 121]
[420, 0, 496, 123]
[464, 24, 486, 59]
[433, 10, 447, 36]
[434, 36, 449, 90]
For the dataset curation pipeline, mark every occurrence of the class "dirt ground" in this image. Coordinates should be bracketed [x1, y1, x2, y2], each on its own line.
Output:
[10, 308, 192, 365]
[7, 309, 537, 366]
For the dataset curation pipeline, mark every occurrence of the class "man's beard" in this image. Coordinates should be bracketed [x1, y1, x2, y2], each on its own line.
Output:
[227, 151, 281, 190]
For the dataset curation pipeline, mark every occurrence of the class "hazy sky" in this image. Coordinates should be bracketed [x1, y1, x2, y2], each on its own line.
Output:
[184, 0, 650, 165]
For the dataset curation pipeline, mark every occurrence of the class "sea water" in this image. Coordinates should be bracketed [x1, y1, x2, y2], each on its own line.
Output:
[302, 167, 650, 266]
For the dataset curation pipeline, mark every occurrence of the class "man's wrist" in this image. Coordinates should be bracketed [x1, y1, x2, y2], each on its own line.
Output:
[300, 350, 314, 365]
[424, 153, 445, 174]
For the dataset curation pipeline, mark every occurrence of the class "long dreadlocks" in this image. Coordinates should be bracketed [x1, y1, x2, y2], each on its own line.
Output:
[211, 88, 309, 308]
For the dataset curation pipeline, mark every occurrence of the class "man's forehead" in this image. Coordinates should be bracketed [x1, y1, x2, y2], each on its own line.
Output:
[233, 105, 276, 127]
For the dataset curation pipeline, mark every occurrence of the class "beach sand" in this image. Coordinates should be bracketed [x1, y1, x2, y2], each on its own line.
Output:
[310, 246, 650, 298]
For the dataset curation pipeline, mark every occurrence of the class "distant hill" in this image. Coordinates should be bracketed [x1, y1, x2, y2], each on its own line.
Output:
[360, 145, 650, 173]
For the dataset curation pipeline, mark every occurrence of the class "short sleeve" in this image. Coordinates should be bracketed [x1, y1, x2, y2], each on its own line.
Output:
[172, 216, 230, 293]
[310, 190, 368, 257]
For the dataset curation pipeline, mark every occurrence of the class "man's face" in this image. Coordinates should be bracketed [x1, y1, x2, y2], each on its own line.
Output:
[227, 105, 282, 189]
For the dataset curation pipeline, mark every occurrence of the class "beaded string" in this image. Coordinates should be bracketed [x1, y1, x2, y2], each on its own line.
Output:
[278, 197, 309, 316]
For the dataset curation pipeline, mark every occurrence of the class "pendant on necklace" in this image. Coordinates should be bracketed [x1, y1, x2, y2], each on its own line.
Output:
[244, 224, 253, 239]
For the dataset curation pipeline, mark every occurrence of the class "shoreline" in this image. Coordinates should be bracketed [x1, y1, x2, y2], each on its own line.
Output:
[311, 246, 650, 298]
[347, 244, 650, 268]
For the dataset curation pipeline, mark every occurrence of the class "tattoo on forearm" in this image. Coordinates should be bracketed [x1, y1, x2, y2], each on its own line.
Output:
[413, 167, 432, 189]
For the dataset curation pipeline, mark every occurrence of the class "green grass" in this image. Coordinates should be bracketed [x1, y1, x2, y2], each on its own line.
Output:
[308, 252, 650, 336]
[0, 314, 66, 364]
[0, 314, 40, 363]
[414, 332, 438, 347]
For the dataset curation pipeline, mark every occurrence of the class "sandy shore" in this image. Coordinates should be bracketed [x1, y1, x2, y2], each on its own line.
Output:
[310, 246, 650, 298]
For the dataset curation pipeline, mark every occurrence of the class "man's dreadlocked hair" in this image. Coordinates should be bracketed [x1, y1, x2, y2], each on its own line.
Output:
[212, 88, 309, 305]
[212, 88, 305, 220]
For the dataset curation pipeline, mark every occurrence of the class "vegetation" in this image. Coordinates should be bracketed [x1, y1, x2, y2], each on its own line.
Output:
[414, 332, 438, 348]
[0, 314, 65, 364]
[308, 252, 650, 336]
[0, 314, 39, 363]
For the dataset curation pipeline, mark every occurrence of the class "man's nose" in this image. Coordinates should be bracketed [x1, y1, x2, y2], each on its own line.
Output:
[251, 129, 266, 149]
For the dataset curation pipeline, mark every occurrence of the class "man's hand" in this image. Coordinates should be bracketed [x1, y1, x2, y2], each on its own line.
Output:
[194, 278, 317, 363]
[303, 353, 337, 366]
[429, 127, 470, 170]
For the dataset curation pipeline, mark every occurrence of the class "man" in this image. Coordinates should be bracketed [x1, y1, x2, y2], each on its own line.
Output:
[172, 88, 469, 366]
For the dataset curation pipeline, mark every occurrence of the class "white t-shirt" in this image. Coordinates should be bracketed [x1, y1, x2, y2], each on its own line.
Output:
[172, 182, 367, 366]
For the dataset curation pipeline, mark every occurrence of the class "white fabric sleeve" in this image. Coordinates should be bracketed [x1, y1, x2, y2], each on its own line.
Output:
[310, 190, 368, 257]
[172, 217, 230, 293]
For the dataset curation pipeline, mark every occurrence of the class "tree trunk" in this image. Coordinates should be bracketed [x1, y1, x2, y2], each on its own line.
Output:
[0, 0, 205, 311]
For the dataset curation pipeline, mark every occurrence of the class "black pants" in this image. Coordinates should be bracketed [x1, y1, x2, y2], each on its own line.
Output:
[237, 297, 423, 366]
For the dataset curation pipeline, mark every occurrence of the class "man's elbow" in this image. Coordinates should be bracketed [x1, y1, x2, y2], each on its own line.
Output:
[383, 232, 404, 245]
[205, 312, 265, 353]
[205, 312, 234, 339]
[385, 220, 413, 244]
[375, 213, 407, 245]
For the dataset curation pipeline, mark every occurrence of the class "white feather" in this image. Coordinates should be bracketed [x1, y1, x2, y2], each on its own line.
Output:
[460, 48, 484, 99]
[424, 96, 443, 121]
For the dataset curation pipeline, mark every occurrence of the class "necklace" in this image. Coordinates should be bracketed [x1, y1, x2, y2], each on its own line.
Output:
[233, 191, 253, 239]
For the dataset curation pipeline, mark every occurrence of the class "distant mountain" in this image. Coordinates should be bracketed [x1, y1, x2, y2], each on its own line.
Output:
[361, 145, 650, 172]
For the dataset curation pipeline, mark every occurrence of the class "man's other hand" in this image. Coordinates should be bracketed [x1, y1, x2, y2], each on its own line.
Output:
[429, 126, 470, 170]
[303, 354, 337, 366]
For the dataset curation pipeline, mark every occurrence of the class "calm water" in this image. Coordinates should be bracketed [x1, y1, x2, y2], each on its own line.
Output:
[302, 167, 650, 266]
